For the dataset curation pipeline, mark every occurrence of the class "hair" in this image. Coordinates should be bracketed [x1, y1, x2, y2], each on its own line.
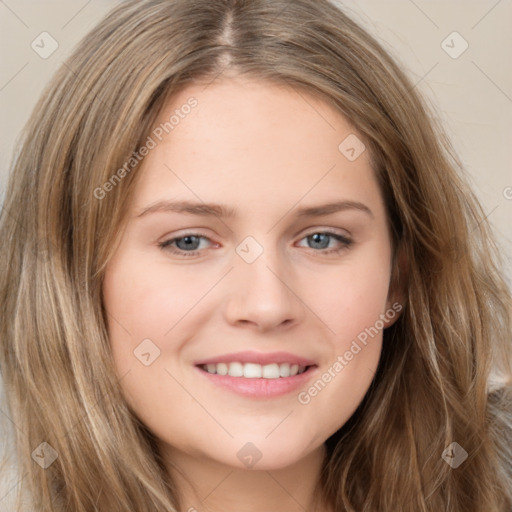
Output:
[1, 0, 511, 510]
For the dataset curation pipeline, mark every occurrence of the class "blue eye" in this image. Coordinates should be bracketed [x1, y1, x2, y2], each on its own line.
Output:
[297, 232, 352, 253]
[159, 234, 212, 256]
[159, 231, 352, 258]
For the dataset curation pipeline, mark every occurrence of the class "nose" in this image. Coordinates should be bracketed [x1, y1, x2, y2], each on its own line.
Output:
[222, 250, 303, 332]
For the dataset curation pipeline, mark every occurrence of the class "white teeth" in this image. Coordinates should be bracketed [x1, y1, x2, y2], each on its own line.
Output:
[243, 363, 262, 378]
[228, 362, 244, 377]
[216, 363, 228, 376]
[202, 362, 308, 379]
[262, 363, 280, 379]
[279, 363, 290, 377]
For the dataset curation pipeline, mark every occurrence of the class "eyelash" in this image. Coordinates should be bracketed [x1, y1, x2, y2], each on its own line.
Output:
[158, 231, 353, 257]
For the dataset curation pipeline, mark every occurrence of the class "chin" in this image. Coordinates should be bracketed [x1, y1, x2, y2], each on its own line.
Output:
[220, 436, 322, 471]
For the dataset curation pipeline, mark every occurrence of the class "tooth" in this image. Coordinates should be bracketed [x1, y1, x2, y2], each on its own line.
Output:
[202, 361, 309, 379]
[243, 363, 262, 378]
[279, 363, 290, 377]
[228, 362, 244, 377]
[262, 363, 280, 379]
[216, 363, 228, 376]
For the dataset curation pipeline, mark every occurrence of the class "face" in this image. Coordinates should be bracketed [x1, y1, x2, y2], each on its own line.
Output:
[103, 76, 398, 472]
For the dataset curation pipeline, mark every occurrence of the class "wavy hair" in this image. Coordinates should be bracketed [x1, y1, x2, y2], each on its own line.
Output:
[0, 0, 511, 510]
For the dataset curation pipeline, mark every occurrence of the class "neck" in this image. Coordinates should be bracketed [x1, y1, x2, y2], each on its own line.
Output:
[163, 443, 331, 512]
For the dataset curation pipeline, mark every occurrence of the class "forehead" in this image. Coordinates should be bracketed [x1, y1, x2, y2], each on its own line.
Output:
[156, 76, 351, 158]
[130, 77, 384, 218]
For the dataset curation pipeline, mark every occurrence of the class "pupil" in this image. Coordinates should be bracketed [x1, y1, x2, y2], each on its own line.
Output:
[309, 233, 329, 249]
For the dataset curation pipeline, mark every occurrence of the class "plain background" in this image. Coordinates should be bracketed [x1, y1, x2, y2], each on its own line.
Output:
[1, 0, 511, 507]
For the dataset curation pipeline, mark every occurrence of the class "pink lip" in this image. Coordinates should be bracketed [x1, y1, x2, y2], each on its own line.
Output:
[194, 350, 316, 366]
[195, 365, 318, 398]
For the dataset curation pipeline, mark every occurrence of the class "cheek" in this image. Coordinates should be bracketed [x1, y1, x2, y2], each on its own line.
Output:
[298, 278, 385, 440]
[306, 248, 392, 342]
[102, 259, 199, 419]
[103, 257, 212, 342]
[295, 244, 390, 430]
[102, 257, 223, 411]
[298, 339, 382, 445]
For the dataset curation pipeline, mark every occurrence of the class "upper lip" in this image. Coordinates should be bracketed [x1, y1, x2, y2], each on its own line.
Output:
[194, 350, 316, 367]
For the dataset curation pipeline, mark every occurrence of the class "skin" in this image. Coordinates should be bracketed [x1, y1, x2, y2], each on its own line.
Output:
[103, 76, 400, 512]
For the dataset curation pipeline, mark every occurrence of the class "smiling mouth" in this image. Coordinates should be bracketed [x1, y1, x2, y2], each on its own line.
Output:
[197, 362, 315, 379]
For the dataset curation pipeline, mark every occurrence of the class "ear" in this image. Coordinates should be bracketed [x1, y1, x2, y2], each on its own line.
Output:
[383, 242, 408, 328]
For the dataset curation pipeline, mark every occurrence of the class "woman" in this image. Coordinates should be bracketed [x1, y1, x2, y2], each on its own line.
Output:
[1, 0, 511, 510]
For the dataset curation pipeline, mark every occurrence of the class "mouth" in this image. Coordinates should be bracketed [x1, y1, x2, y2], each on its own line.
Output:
[193, 352, 318, 398]
[197, 362, 314, 379]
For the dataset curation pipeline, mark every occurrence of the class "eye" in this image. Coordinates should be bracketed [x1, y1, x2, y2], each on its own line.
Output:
[158, 231, 352, 258]
[159, 234, 214, 256]
[296, 231, 352, 254]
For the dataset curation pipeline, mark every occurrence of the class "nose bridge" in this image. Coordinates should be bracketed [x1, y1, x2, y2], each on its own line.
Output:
[222, 238, 302, 330]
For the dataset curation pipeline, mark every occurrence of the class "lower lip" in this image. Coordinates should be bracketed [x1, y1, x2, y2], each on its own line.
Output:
[195, 365, 318, 398]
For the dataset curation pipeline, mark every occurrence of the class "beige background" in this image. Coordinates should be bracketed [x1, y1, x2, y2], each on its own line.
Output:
[1, 0, 511, 506]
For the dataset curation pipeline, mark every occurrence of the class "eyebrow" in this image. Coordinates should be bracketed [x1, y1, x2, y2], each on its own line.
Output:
[136, 199, 373, 219]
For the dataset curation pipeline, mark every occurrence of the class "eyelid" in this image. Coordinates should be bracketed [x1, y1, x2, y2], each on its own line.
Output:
[158, 228, 214, 244]
[298, 226, 352, 239]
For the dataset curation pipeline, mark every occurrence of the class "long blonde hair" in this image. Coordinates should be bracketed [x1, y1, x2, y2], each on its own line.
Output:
[1, 0, 511, 510]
